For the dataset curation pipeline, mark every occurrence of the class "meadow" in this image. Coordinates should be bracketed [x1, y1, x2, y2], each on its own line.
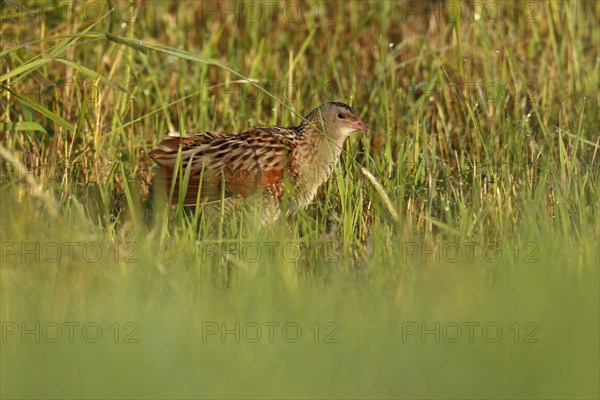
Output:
[1, 1, 598, 398]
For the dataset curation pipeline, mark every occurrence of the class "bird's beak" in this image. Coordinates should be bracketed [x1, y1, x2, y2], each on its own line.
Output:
[351, 118, 368, 132]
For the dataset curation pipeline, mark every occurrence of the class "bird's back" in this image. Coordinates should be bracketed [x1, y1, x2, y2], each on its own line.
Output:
[148, 128, 298, 207]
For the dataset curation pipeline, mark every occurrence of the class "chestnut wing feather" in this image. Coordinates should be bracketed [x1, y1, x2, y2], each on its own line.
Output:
[149, 129, 295, 205]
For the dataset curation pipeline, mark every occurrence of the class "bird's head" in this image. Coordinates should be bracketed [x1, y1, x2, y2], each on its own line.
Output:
[301, 102, 368, 141]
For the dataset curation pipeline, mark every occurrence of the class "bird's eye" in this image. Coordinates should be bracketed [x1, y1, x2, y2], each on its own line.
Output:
[337, 113, 345, 119]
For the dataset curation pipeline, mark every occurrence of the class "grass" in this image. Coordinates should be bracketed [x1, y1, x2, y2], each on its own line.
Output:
[1, 1, 599, 398]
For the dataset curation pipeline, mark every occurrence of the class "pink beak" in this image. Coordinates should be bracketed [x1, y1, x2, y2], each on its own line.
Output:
[351, 117, 368, 132]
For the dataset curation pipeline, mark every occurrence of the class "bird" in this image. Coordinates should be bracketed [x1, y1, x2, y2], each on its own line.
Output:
[148, 102, 367, 223]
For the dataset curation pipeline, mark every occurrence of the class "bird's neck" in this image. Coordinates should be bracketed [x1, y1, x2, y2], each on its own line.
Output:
[292, 125, 345, 207]
[296, 122, 345, 166]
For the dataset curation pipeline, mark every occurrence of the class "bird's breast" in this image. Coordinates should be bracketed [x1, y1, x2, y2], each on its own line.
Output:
[289, 138, 343, 208]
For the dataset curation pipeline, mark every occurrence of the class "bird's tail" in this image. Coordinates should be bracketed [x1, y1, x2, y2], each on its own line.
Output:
[148, 133, 209, 206]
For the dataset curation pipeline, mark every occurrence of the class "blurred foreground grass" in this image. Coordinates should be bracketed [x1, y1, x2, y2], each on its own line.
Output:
[1, 1, 599, 398]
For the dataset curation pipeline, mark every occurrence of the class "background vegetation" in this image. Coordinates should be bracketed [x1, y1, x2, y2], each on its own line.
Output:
[1, 1, 598, 398]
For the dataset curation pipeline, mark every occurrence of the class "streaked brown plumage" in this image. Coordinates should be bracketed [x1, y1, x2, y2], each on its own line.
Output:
[148, 102, 367, 222]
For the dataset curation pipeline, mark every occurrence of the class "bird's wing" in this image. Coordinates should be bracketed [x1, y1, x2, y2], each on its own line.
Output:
[149, 129, 295, 205]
